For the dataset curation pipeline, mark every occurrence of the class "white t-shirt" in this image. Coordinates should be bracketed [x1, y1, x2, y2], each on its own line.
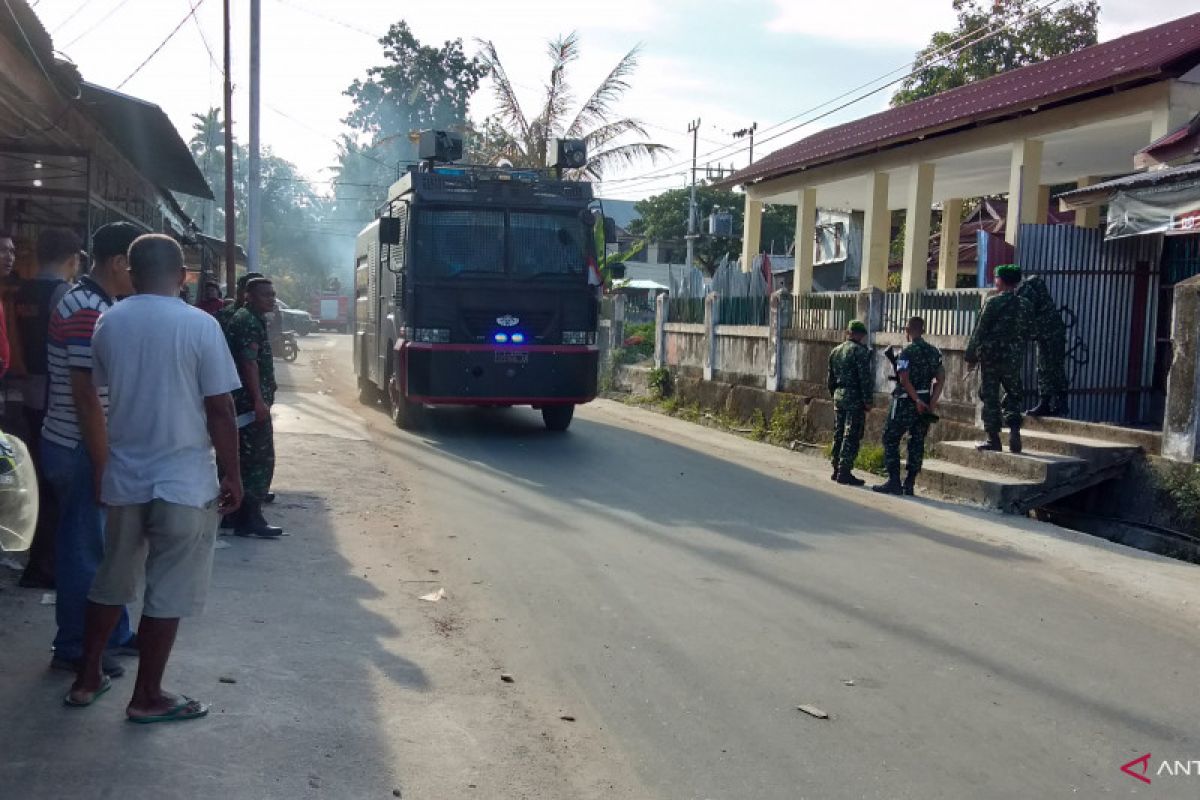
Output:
[93, 294, 242, 508]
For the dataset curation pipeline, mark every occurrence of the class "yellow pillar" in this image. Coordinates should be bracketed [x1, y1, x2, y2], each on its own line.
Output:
[792, 188, 816, 294]
[741, 196, 762, 274]
[1036, 185, 1051, 225]
[1074, 176, 1100, 229]
[901, 163, 935, 293]
[1006, 139, 1043, 246]
[937, 197, 962, 290]
[860, 171, 890, 290]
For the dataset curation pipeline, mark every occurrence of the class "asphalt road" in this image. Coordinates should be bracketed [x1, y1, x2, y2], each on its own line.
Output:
[316, 337, 1200, 800]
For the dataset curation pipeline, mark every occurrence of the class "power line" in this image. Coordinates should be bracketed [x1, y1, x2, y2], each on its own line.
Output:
[117, 0, 207, 90]
[602, 0, 1070, 190]
[269, 0, 377, 38]
[50, 0, 96, 34]
[60, 0, 134, 49]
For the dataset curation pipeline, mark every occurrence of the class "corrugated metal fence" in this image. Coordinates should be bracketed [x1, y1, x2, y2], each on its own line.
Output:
[790, 291, 857, 331]
[1016, 224, 1162, 424]
[881, 289, 989, 336]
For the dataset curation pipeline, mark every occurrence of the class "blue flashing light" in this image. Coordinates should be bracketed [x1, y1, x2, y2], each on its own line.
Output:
[494, 332, 509, 344]
[510, 333, 526, 344]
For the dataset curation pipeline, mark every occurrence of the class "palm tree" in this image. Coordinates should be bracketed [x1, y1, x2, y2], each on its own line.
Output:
[475, 32, 670, 179]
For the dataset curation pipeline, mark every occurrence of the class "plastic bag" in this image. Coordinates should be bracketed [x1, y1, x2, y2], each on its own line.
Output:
[0, 430, 38, 552]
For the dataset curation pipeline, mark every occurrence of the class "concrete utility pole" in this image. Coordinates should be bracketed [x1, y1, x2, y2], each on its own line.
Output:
[685, 118, 700, 270]
[247, 0, 262, 273]
[222, 0, 236, 295]
[734, 122, 758, 164]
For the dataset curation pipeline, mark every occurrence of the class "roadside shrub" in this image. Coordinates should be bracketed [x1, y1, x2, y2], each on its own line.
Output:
[647, 367, 672, 400]
[768, 396, 811, 444]
[749, 409, 767, 441]
[821, 441, 886, 475]
[1158, 462, 1200, 535]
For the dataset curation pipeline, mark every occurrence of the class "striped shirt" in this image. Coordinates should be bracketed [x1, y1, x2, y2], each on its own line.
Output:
[42, 277, 113, 448]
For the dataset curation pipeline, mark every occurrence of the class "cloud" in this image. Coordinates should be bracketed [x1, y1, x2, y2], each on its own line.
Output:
[765, 0, 955, 46]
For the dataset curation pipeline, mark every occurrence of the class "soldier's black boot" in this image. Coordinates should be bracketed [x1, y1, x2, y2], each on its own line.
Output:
[872, 468, 902, 495]
[976, 432, 1002, 452]
[830, 464, 838, 482]
[219, 508, 240, 530]
[235, 498, 283, 539]
[1026, 395, 1053, 416]
[1049, 392, 1069, 417]
[1009, 423, 1023, 454]
[836, 468, 865, 487]
[902, 470, 919, 496]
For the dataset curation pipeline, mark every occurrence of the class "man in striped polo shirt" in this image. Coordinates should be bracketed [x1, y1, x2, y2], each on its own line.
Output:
[42, 222, 141, 677]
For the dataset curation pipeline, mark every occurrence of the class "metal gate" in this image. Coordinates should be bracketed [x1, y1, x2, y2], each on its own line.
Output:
[1016, 224, 1163, 425]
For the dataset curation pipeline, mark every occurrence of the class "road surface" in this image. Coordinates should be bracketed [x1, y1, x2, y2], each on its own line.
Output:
[2, 333, 1197, 800]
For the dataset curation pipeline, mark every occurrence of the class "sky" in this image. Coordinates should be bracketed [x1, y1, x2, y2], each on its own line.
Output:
[29, 0, 1200, 203]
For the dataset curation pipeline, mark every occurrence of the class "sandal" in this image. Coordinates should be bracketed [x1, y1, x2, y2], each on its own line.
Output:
[127, 696, 209, 724]
[63, 675, 113, 708]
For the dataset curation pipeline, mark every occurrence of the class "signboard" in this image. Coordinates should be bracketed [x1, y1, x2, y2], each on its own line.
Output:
[1106, 178, 1200, 239]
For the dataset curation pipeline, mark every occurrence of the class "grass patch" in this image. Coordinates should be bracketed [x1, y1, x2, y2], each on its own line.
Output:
[749, 409, 767, 441]
[768, 396, 812, 445]
[1157, 461, 1200, 536]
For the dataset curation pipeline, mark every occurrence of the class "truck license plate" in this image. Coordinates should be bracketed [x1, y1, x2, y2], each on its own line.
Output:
[494, 352, 528, 364]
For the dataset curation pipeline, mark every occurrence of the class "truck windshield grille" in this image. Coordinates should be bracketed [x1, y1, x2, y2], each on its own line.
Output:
[414, 209, 505, 276]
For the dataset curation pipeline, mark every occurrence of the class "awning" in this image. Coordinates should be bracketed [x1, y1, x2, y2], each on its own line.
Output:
[1057, 162, 1200, 238]
[613, 278, 668, 291]
[78, 82, 213, 199]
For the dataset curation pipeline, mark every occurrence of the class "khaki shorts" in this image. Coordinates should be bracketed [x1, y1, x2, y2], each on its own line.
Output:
[89, 499, 220, 618]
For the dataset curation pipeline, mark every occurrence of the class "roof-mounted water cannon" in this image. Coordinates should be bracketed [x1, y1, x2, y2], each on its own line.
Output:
[418, 130, 464, 165]
[548, 138, 587, 178]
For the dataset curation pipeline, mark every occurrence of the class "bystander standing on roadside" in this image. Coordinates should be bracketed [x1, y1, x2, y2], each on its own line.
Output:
[214, 271, 263, 331]
[65, 234, 243, 722]
[198, 280, 224, 316]
[42, 223, 142, 677]
[14, 229, 79, 590]
[224, 277, 282, 538]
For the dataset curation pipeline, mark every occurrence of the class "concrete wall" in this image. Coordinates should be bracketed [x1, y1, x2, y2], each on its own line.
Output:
[663, 323, 706, 375]
[713, 326, 769, 388]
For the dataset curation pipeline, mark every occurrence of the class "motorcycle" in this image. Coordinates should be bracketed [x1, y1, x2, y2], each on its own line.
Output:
[278, 330, 298, 362]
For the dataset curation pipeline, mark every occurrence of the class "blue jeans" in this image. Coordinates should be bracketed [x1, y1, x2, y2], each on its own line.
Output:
[41, 437, 132, 661]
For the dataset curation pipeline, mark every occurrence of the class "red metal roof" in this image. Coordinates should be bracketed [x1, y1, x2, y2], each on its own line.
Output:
[732, 12, 1200, 188]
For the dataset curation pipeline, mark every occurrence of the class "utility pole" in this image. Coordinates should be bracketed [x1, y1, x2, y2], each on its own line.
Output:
[685, 118, 700, 270]
[733, 122, 758, 164]
[222, 0, 236, 295]
[247, 0, 262, 274]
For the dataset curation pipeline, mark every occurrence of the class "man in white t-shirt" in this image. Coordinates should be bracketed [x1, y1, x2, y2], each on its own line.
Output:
[65, 235, 242, 723]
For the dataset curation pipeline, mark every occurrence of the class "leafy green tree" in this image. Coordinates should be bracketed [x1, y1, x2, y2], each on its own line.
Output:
[629, 187, 795, 274]
[890, 0, 1099, 107]
[475, 32, 670, 179]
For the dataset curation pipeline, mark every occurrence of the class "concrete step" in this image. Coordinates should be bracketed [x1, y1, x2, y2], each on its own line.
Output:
[1020, 415, 1160, 453]
[1000, 428, 1141, 464]
[934, 441, 1090, 483]
[910, 458, 1042, 510]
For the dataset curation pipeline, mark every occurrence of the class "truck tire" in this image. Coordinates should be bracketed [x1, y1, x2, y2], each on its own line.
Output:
[541, 405, 575, 432]
[357, 378, 380, 406]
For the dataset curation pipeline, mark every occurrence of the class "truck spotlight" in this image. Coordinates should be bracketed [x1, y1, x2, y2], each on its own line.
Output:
[548, 138, 587, 170]
[418, 130, 464, 163]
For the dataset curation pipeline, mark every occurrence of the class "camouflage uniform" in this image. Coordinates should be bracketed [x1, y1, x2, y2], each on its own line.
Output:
[827, 339, 873, 474]
[226, 307, 276, 500]
[1016, 276, 1068, 397]
[881, 338, 943, 477]
[966, 291, 1031, 434]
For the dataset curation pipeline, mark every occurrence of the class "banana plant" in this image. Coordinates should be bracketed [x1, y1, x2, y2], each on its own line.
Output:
[592, 217, 646, 288]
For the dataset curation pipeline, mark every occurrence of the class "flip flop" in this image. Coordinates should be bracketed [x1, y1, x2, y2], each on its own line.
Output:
[63, 675, 113, 708]
[126, 696, 209, 725]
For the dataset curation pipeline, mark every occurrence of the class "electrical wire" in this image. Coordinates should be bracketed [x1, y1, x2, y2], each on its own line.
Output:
[49, 0, 96, 34]
[60, 0, 134, 50]
[116, 0, 208, 90]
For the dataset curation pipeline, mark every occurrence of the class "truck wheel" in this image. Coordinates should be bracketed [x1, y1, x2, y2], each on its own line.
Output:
[390, 387, 424, 430]
[541, 405, 575, 432]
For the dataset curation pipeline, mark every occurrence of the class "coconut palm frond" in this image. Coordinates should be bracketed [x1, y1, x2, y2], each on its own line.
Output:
[582, 118, 653, 151]
[578, 141, 672, 180]
[537, 32, 579, 136]
[477, 38, 532, 146]
[565, 44, 641, 139]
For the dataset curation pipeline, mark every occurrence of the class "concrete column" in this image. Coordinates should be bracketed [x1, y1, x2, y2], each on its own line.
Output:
[792, 188, 816, 294]
[901, 162, 935, 293]
[703, 292, 719, 381]
[653, 293, 667, 369]
[1162, 274, 1200, 462]
[1036, 185, 1051, 224]
[1006, 139, 1043, 246]
[740, 197, 763, 274]
[766, 289, 788, 392]
[860, 171, 890, 290]
[1074, 176, 1101, 229]
[937, 198, 963, 290]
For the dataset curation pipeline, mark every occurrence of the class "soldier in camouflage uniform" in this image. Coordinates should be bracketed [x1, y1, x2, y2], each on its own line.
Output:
[965, 264, 1032, 453]
[1016, 274, 1069, 417]
[214, 271, 263, 331]
[225, 277, 282, 538]
[874, 316, 944, 496]
[827, 319, 874, 486]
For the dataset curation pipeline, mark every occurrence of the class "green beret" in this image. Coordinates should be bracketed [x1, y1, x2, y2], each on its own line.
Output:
[847, 320, 867, 334]
[995, 263, 1022, 281]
